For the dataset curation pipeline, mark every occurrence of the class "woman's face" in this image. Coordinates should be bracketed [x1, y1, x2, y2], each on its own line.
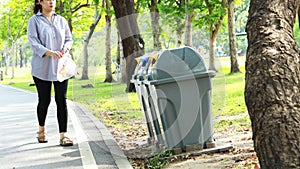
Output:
[39, 0, 56, 13]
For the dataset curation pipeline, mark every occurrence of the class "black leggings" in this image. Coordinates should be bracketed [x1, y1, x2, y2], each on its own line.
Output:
[33, 76, 69, 133]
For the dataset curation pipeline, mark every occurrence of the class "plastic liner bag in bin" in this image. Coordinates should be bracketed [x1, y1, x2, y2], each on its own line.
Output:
[134, 56, 150, 78]
[134, 51, 159, 79]
[57, 53, 76, 82]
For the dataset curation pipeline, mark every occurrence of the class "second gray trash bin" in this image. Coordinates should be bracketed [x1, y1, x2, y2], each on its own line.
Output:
[131, 56, 155, 142]
[144, 46, 216, 152]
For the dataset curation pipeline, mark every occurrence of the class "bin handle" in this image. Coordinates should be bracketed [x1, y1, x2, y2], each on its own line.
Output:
[149, 54, 159, 61]
[149, 54, 159, 68]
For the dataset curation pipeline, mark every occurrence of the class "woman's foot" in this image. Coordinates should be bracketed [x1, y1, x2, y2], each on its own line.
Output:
[60, 132, 73, 146]
[60, 136, 73, 146]
[36, 130, 48, 143]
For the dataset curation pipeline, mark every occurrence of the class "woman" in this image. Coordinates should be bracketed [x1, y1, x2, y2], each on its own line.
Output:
[27, 0, 73, 146]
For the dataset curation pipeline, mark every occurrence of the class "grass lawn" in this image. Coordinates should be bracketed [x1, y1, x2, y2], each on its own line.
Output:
[0, 56, 249, 132]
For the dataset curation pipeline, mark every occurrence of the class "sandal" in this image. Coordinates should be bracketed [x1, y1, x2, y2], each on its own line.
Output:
[37, 130, 48, 143]
[60, 136, 73, 146]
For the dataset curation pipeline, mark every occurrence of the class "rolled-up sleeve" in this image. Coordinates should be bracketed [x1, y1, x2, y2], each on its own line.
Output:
[27, 17, 49, 58]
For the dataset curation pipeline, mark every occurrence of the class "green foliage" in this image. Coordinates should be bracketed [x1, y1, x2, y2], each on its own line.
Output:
[0, 0, 31, 48]
[93, 0, 100, 6]
[0, 0, 251, 65]
[159, 0, 185, 34]
[159, 0, 185, 18]
[147, 150, 173, 169]
[0, 0, 96, 52]
[194, 0, 226, 30]
[136, 0, 150, 10]
[215, 114, 251, 131]
[0, 0, 252, 141]
[235, 0, 249, 34]
[294, 15, 300, 47]
[1, 56, 249, 133]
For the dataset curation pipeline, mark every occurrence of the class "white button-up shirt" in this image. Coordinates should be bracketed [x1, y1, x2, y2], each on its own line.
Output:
[27, 11, 73, 81]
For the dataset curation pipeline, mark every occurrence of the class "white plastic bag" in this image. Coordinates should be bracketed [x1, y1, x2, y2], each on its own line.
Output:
[57, 54, 76, 82]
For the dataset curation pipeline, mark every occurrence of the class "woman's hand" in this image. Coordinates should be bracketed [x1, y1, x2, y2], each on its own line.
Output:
[61, 46, 69, 55]
[45, 50, 63, 60]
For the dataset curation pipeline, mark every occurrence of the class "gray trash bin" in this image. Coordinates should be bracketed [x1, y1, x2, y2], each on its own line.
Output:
[131, 56, 155, 142]
[131, 53, 166, 146]
[144, 46, 216, 152]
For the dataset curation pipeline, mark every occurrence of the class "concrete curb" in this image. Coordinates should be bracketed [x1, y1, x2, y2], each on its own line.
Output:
[68, 101, 133, 169]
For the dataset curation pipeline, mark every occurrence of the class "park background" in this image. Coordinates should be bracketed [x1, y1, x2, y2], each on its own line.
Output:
[1, 0, 300, 168]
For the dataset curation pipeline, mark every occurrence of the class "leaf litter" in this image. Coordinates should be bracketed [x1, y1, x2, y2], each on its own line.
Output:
[99, 110, 260, 169]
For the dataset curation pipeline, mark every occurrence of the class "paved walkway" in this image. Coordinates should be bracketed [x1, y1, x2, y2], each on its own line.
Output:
[0, 84, 133, 169]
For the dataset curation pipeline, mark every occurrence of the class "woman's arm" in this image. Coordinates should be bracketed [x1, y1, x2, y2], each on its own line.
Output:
[27, 16, 49, 58]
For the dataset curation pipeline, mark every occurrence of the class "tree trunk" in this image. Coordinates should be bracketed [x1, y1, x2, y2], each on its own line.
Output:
[117, 30, 127, 83]
[104, 0, 113, 82]
[208, 29, 217, 71]
[81, 40, 89, 80]
[176, 22, 185, 47]
[15, 44, 19, 67]
[245, 1, 300, 168]
[81, 0, 104, 80]
[150, 0, 162, 50]
[11, 42, 15, 79]
[205, 0, 226, 71]
[57, 0, 90, 61]
[116, 30, 121, 65]
[7, 7, 29, 79]
[19, 45, 24, 68]
[5, 51, 9, 75]
[67, 18, 75, 61]
[227, 0, 240, 73]
[121, 55, 127, 83]
[111, 0, 145, 92]
[184, 0, 193, 46]
[0, 52, 3, 68]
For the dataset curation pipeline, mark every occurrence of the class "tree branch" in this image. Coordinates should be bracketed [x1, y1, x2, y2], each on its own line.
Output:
[15, 6, 31, 40]
[8, 9, 13, 41]
[72, 0, 90, 13]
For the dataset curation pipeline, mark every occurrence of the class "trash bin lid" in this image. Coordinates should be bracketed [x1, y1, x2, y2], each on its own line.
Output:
[148, 46, 209, 80]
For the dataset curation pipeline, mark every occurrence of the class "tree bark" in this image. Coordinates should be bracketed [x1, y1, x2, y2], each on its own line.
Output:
[81, 0, 104, 80]
[0, 52, 3, 68]
[150, 0, 162, 50]
[57, 0, 90, 61]
[116, 30, 121, 66]
[184, 0, 193, 46]
[208, 29, 217, 71]
[227, 0, 240, 73]
[5, 51, 9, 75]
[81, 40, 89, 80]
[205, 0, 226, 71]
[121, 54, 127, 83]
[11, 43, 15, 79]
[111, 0, 145, 92]
[19, 45, 24, 68]
[117, 30, 127, 83]
[245, 1, 300, 168]
[104, 0, 113, 82]
[176, 22, 185, 47]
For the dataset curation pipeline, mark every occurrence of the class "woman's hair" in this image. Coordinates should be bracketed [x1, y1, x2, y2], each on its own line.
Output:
[34, 0, 42, 14]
